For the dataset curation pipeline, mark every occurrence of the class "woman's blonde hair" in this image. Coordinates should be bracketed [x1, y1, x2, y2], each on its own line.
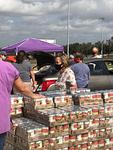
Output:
[55, 53, 69, 69]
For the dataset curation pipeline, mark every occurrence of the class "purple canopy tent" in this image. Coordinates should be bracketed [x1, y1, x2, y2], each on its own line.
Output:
[2, 38, 64, 53]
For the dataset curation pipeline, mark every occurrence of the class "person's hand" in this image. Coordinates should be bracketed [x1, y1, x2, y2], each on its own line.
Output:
[32, 81, 37, 92]
[32, 94, 46, 99]
[32, 81, 37, 87]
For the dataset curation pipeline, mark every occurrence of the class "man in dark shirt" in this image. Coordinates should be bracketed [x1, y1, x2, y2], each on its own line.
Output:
[13, 51, 35, 84]
[71, 53, 90, 88]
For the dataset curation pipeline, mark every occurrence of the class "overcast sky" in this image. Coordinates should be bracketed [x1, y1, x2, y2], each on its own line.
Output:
[0, 0, 113, 47]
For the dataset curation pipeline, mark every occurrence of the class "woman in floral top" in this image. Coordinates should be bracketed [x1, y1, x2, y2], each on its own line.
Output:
[55, 53, 77, 90]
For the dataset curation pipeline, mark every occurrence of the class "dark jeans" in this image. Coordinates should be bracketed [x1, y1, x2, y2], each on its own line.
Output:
[0, 132, 7, 150]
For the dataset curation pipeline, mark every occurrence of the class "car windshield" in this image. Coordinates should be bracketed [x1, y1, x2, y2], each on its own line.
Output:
[105, 61, 113, 71]
[87, 61, 106, 75]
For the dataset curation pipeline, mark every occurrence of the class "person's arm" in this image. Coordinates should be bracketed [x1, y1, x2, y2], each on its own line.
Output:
[87, 66, 90, 80]
[67, 69, 77, 90]
[14, 77, 41, 99]
[30, 69, 36, 85]
[88, 69, 90, 80]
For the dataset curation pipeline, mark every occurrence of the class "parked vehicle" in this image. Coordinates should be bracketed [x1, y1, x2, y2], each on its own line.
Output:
[33, 52, 58, 91]
[33, 52, 113, 91]
[86, 58, 113, 91]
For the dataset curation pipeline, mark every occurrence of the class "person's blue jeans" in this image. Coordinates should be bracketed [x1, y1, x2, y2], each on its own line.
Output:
[0, 132, 7, 150]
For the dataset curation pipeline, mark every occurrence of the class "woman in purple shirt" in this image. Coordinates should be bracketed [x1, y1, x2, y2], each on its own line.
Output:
[0, 60, 42, 150]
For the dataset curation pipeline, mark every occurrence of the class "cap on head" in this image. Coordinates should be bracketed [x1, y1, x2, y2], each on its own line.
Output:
[0, 51, 7, 55]
[74, 52, 83, 59]
[69, 54, 74, 59]
[7, 56, 16, 63]
[74, 52, 83, 63]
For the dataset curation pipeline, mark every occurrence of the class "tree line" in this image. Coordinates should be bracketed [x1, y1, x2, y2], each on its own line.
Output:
[64, 37, 113, 56]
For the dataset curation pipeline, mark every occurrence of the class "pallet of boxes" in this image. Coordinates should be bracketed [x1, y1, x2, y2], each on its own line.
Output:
[4, 90, 113, 150]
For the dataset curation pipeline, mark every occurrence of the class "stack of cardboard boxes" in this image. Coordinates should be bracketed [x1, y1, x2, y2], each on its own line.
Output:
[4, 90, 113, 150]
